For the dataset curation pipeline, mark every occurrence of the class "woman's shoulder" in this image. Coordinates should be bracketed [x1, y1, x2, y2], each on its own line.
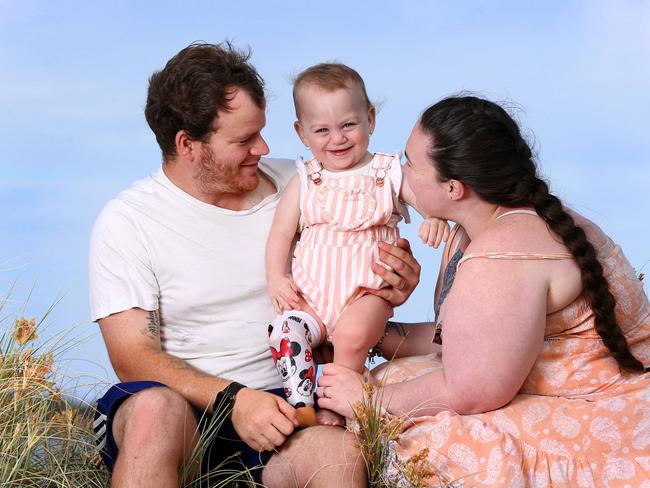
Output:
[466, 210, 570, 256]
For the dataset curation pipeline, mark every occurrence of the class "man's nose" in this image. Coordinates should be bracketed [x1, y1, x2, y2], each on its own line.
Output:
[251, 134, 270, 156]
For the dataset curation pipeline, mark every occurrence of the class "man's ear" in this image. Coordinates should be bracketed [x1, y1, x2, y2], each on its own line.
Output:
[175, 129, 199, 161]
[294, 121, 309, 148]
[448, 179, 465, 200]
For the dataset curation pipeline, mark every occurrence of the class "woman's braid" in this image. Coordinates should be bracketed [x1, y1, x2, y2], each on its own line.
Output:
[528, 178, 646, 372]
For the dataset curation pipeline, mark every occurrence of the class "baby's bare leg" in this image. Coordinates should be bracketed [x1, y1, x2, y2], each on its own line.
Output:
[294, 294, 328, 344]
[332, 294, 393, 373]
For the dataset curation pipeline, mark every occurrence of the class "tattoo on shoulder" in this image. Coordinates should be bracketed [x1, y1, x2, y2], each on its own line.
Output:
[143, 310, 160, 339]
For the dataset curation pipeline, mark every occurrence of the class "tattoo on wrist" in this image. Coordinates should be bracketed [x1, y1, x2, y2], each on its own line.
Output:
[143, 310, 160, 339]
[386, 321, 408, 337]
[368, 321, 409, 363]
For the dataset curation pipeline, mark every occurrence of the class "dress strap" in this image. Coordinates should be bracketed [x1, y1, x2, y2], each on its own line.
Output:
[496, 209, 539, 219]
[458, 251, 573, 268]
[444, 224, 467, 264]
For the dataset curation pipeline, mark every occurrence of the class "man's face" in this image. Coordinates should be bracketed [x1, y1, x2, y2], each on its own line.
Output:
[196, 88, 269, 195]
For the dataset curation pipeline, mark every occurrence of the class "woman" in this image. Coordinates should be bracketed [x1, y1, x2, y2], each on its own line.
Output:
[318, 96, 650, 486]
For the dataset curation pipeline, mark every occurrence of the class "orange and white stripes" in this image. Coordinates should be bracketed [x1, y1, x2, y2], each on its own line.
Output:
[291, 153, 401, 331]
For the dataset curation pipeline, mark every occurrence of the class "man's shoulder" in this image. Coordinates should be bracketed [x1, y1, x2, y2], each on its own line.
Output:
[92, 171, 164, 233]
[259, 157, 296, 191]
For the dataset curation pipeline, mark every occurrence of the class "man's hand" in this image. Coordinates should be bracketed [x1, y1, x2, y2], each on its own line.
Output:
[367, 238, 421, 307]
[419, 217, 450, 248]
[268, 274, 300, 314]
[231, 388, 298, 452]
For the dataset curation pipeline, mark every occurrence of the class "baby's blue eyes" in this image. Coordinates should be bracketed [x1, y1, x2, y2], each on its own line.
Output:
[314, 123, 356, 134]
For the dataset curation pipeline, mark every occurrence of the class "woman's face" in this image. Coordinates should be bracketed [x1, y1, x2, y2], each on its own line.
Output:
[402, 123, 449, 218]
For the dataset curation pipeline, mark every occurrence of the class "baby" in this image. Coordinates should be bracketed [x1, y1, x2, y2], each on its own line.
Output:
[266, 63, 448, 425]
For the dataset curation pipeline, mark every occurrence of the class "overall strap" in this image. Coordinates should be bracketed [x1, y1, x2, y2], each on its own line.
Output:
[305, 158, 323, 185]
[370, 153, 393, 187]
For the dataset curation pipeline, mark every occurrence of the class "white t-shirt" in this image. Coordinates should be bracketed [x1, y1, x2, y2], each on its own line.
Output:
[89, 158, 294, 390]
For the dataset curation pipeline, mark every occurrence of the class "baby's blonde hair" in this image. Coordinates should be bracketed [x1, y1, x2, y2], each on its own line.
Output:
[293, 62, 373, 118]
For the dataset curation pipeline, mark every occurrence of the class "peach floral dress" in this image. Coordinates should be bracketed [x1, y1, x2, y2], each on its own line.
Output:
[374, 213, 650, 487]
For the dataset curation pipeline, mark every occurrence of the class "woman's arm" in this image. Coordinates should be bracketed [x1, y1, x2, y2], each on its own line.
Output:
[320, 244, 550, 418]
[265, 175, 302, 312]
[377, 225, 470, 360]
[374, 321, 441, 358]
[437, 254, 548, 413]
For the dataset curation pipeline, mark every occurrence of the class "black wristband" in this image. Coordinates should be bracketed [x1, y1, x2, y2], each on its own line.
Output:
[213, 381, 247, 419]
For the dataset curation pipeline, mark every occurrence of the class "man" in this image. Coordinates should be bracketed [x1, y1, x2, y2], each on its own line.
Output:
[89, 42, 419, 487]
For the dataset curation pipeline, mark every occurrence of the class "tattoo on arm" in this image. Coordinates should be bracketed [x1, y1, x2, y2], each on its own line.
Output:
[368, 320, 409, 362]
[386, 320, 408, 337]
[142, 310, 160, 339]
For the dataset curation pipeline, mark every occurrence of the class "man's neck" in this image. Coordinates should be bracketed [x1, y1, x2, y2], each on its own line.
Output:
[162, 159, 276, 211]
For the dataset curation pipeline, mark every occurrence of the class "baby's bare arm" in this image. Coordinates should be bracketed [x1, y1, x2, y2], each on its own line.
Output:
[266, 175, 302, 312]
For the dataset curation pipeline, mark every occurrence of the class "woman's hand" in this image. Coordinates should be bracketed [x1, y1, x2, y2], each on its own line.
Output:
[316, 363, 368, 419]
[367, 238, 421, 307]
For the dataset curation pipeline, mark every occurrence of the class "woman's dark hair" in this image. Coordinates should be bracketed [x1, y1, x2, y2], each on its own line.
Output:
[420, 95, 646, 373]
[144, 41, 265, 159]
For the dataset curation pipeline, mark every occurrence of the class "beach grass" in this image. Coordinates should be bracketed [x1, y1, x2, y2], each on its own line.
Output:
[0, 306, 110, 487]
[351, 375, 459, 488]
[0, 291, 259, 487]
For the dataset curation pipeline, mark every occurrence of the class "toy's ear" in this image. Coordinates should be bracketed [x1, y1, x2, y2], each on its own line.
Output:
[290, 341, 302, 357]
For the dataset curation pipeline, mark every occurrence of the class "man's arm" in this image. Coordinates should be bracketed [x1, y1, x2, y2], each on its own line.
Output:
[99, 307, 298, 452]
[99, 307, 227, 408]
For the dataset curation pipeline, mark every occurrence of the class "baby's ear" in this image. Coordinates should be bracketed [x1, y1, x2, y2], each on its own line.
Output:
[367, 106, 376, 135]
[294, 121, 309, 147]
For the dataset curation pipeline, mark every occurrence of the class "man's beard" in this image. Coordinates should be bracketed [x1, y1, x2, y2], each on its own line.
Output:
[196, 145, 259, 195]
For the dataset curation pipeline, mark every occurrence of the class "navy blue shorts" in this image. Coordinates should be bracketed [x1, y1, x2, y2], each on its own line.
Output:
[93, 381, 284, 482]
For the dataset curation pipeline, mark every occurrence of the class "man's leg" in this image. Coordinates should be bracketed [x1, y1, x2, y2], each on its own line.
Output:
[262, 425, 367, 488]
[110, 387, 200, 488]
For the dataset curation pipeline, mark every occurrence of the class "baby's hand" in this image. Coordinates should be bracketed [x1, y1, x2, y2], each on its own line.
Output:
[419, 218, 450, 248]
[268, 274, 301, 314]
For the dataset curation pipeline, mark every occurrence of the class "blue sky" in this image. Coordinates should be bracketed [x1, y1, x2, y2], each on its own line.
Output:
[1, 1, 648, 397]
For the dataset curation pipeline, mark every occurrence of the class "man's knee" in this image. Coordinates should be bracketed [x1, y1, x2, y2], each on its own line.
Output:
[113, 387, 197, 452]
[262, 425, 366, 487]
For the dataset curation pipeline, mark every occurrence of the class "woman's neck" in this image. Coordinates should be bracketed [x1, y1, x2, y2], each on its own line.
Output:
[450, 201, 533, 240]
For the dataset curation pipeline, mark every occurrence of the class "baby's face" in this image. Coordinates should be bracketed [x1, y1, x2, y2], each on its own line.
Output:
[294, 83, 375, 172]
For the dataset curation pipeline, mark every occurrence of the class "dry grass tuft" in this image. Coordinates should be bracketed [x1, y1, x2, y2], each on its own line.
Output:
[1, 313, 109, 487]
[351, 375, 460, 487]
